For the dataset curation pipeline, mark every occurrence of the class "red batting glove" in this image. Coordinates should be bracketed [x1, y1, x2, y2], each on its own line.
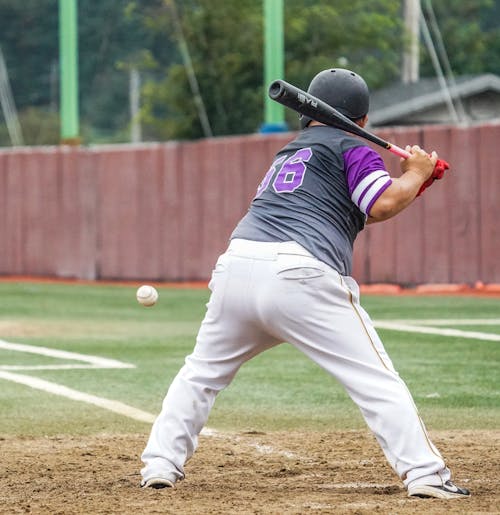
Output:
[416, 159, 450, 197]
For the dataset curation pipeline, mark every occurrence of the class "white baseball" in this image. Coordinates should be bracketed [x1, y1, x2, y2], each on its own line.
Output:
[136, 285, 159, 307]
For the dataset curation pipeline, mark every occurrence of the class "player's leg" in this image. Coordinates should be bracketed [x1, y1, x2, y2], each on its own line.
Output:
[338, 277, 469, 498]
[258, 258, 465, 496]
[141, 251, 280, 487]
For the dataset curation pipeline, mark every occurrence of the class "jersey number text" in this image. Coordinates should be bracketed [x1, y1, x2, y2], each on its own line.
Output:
[256, 147, 313, 196]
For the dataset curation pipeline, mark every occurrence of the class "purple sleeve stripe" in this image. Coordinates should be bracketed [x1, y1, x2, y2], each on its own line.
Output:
[351, 170, 389, 205]
[362, 178, 393, 215]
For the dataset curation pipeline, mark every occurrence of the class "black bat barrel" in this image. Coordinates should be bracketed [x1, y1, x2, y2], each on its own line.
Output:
[268, 79, 389, 150]
[268, 80, 288, 100]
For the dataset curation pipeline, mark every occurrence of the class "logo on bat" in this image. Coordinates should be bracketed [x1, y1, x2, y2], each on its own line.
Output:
[297, 93, 318, 107]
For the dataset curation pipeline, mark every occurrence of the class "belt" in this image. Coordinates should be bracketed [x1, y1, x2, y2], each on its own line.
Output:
[228, 239, 314, 259]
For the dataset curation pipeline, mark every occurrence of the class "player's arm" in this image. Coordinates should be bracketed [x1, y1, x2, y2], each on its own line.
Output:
[366, 146, 437, 224]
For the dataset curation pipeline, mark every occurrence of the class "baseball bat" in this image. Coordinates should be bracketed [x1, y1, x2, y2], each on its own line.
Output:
[268, 79, 411, 159]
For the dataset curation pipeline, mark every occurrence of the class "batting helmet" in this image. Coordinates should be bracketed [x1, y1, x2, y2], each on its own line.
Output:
[300, 68, 370, 129]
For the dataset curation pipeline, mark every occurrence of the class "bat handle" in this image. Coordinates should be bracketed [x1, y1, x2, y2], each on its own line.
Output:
[388, 143, 411, 159]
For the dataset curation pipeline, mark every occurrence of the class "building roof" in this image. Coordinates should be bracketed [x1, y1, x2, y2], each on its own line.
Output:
[369, 74, 500, 126]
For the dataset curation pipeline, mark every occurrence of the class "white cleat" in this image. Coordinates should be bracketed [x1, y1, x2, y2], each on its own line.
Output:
[408, 480, 470, 499]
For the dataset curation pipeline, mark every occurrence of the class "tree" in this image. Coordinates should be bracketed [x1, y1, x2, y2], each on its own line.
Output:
[0, 0, 165, 145]
[285, 0, 403, 91]
[77, 0, 167, 141]
[0, 0, 59, 108]
[420, 0, 500, 76]
[139, 0, 263, 140]
[138, 0, 405, 140]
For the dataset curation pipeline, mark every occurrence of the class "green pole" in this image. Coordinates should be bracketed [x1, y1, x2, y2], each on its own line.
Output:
[261, 0, 287, 132]
[59, 0, 80, 144]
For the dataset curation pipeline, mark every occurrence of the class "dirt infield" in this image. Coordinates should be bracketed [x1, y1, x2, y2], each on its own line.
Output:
[1, 429, 498, 514]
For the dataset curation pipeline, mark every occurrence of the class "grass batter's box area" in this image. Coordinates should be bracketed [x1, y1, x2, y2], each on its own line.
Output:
[0, 281, 498, 514]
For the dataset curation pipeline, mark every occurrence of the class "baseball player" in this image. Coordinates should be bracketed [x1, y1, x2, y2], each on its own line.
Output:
[141, 68, 470, 499]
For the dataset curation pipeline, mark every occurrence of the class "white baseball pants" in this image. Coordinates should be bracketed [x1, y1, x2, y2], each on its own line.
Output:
[141, 239, 451, 489]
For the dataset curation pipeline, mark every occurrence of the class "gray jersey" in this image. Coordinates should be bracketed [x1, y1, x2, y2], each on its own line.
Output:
[231, 126, 391, 275]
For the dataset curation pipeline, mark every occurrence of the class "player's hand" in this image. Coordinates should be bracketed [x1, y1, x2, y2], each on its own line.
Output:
[400, 145, 437, 181]
[416, 157, 450, 197]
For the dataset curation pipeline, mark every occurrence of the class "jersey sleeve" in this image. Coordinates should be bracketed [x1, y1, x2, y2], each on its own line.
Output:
[343, 146, 392, 215]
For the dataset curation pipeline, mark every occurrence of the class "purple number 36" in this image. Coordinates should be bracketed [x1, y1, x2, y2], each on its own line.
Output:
[256, 147, 313, 196]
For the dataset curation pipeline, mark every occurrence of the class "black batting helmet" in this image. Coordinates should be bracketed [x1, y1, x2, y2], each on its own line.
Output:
[300, 68, 370, 129]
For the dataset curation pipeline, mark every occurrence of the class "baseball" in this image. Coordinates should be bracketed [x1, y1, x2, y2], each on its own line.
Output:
[136, 285, 159, 307]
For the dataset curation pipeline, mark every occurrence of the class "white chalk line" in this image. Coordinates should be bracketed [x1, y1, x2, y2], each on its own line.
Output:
[390, 318, 500, 326]
[0, 340, 135, 369]
[374, 320, 500, 341]
[0, 370, 156, 424]
[0, 364, 125, 371]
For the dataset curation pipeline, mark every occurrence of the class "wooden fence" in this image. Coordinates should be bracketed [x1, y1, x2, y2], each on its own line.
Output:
[1, 122, 499, 285]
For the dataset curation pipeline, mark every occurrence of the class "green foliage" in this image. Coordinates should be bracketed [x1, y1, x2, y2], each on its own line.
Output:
[139, 0, 263, 139]
[0, 107, 60, 146]
[420, 0, 500, 76]
[0, 0, 59, 109]
[0, 0, 166, 146]
[1, 0, 500, 143]
[139, 0, 404, 139]
[77, 0, 164, 139]
[285, 0, 403, 90]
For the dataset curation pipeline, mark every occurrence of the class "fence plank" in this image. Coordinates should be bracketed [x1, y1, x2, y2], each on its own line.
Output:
[3, 151, 26, 274]
[420, 125, 453, 283]
[363, 127, 423, 284]
[178, 140, 204, 280]
[96, 147, 141, 279]
[28, 149, 61, 276]
[0, 152, 7, 274]
[478, 124, 500, 283]
[132, 145, 164, 280]
[198, 139, 227, 275]
[446, 126, 481, 283]
[56, 147, 97, 279]
[221, 136, 247, 239]
[160, 142, 182, 281]
[391, 127, 426, 285]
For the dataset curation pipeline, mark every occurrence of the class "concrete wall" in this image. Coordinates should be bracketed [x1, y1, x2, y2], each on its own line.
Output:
[1, 123, 499, 285]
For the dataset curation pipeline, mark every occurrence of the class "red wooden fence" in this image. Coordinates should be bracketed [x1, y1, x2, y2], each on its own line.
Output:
[0, 123, 499, 285]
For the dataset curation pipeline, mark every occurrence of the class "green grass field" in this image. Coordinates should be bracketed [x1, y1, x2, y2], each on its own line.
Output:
[0, 281, 499, 437]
